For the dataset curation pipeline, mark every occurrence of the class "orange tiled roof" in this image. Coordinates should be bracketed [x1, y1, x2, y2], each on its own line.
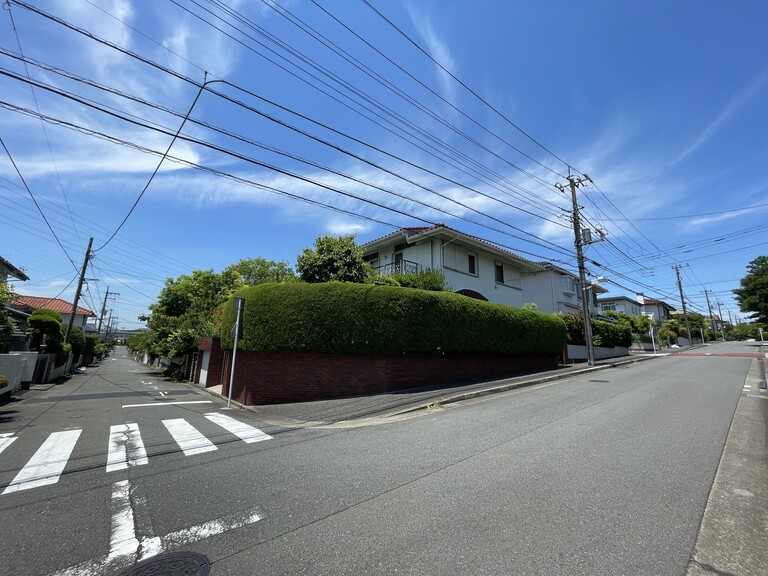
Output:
[11, 295, 95, 317]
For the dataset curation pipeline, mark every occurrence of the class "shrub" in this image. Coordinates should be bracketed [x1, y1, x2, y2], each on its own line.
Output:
[560, 313, 632, 348]
[390, 268, 449, 291]
[220, 282, 566, 356]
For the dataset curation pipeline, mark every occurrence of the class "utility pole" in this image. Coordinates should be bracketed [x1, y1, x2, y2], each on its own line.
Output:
[97, 287, 120, 339]
[674, 265, 692, 348]
[717, 301, 726, 341]
[703, 290, 718, 341]
[64, 237, 93, 344]
[556, 173, 595, 366]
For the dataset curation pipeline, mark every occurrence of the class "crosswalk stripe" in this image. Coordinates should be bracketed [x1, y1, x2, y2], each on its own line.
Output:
[0, 434, 17, 456]
[3, 429, 82, 494]
[107, 423, 149, 472]
[204, 412, 273, 444]
[161, 418, 217, 456]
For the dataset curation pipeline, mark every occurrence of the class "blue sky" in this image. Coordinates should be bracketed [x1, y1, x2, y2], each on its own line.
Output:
[1, 0, 766, 330]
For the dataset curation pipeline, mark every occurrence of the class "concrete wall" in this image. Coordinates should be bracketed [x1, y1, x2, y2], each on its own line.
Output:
[566, 345, 630, 361]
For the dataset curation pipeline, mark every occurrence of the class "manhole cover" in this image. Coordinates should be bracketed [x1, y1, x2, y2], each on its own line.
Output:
[117, 551, 210, 576]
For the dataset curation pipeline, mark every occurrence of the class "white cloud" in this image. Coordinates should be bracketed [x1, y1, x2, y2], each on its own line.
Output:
[404, 3, 457, 101]
[671, 70, 767, 166]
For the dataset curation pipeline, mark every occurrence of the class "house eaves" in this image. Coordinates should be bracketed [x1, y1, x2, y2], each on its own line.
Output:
[0, 256, 29, 282]
[363, 223, 545, 273]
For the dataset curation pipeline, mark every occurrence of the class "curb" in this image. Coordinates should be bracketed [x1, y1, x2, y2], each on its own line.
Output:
[190, 353, 662, 427]
[385, 354, 659, 417]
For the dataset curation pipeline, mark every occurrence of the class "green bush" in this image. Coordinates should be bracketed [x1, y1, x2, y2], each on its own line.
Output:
[220, 282, 566, 356]
[560, 314, 632, 348]
[390, 268, 449, 291]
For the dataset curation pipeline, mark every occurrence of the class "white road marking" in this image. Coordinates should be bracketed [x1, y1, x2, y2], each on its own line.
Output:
[106, 423, 148, 473]
[162, 418, 217, 455]
[205, 412, 273, 444]
[159, 507, 264, 549]
[122, 400, 212, 408]
[47, 480, 263, 575]
[0, 434, 17, 455]
[3, 429, 82, 494]
[108, 480, 139, 560]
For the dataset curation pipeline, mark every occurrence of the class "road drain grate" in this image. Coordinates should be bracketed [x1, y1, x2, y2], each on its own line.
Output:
[745, 393, 767, 400]
[117, 551, 210, 576]
[589, 379, 611, 383]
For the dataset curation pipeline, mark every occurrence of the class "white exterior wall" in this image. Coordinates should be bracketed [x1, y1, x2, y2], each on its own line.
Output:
[521, 271, 582, 314]
[443, 251, 524, 307]
[374, 239, 525, 307]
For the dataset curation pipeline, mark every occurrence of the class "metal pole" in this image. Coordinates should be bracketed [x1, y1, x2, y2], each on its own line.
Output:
[226, 297, 245, 409]
[64, 237, 93, 344]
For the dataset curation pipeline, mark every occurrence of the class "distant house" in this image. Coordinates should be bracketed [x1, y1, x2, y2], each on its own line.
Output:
[10, 295, 95, 332]
[639, 297, 676, 322]
[522, 262, 607, 315]
[1, 256, 30, 352]
[0, 255, 29, 285]
[361, 224, 544, 308]
[597, 295, 643, 318]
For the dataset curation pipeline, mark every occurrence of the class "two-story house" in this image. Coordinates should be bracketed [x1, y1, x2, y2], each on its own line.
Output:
[361, 224, 544, 308]
[522, 262, 607, 314]
[596, 295, 643, 317]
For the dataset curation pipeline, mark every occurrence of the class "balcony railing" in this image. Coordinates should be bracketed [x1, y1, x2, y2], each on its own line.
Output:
[374, 260, 421, 276]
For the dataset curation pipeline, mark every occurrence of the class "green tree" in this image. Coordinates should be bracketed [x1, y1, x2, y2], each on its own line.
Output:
[28, 308, 69, 366]
[296, 234, 371, 283]
[0, 283, 15, 352]
[224, 258, 296, 285]
[69, 326, 87, 365]
[734, 256, 768, 324]
[140, 269, 237, 359]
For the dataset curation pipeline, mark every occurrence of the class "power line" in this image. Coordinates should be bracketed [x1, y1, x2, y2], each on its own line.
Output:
[93, 74, 210, 252]
[360, 0, 573, 169]
[0, 58, 576, 258]
[0, 136, 78, 271]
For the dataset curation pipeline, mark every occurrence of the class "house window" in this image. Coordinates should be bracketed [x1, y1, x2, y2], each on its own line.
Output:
[494, 261, 522, 288]
[363, 252, 379, 269]
[443, 243, 478, 276]
[562, 276, 577, 294]
[601, 303, 616, 312]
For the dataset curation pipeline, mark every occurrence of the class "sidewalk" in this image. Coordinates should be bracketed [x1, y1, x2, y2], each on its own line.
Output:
[197, 351, 664, 427]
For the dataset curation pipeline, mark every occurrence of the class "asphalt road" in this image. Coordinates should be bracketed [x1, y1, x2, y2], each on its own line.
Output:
[0, 343, 762, 575]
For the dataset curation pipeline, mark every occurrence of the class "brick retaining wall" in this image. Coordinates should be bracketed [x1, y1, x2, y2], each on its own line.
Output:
[206, 346, 558, 405]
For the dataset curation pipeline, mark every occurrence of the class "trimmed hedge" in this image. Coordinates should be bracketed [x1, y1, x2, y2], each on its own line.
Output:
[562, 313, 632, 348]
[220, 282, 566, 356]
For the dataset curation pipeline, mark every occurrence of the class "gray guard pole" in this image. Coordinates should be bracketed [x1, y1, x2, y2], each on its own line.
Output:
[227, 296, 245, 409]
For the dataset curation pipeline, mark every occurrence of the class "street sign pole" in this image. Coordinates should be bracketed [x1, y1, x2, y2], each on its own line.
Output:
[226, 296, 245, 409]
